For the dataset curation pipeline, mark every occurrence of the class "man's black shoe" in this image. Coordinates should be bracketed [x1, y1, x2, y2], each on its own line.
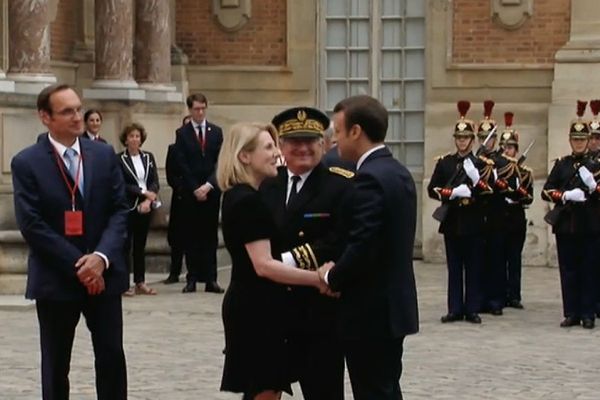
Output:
[205, 281, 224, 293]
[490, 308, 503, 316]
[560, 317, 580, 327]
[465, 313, 482, 324]
[182, 282, 197, 293]
[163, 275, 179, 284]
[582, 319, 595, 329]
[440, 313, 463, 323]
[506, 299, 524, 309]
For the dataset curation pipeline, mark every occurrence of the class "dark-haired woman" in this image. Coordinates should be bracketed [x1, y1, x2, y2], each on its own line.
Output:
[117, 123, 160, 296]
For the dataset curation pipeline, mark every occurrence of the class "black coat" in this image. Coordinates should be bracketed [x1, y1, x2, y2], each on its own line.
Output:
[427, 152, 494, 236]
[542, 153, 600, 234]
[116, 149, 160, 211]
[173, 121, 222, 195]
[328, 147, 419, 340]
[260, 163, 353, 333]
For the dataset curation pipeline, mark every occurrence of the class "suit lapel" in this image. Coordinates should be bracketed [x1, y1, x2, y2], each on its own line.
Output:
[80, 138, 94, 202]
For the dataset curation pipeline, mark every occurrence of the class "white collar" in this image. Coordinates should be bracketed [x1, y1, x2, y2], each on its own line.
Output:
[193, 120, 206, 130]
[86, 131, 99, 140]
[287, 168, 312, 182]
[48, 133, 81, 156]
[356, 144, 385, 170]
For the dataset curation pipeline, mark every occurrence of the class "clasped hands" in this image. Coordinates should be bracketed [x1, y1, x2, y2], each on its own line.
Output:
[316, 261, 339, 298]
[193, 183, 212, 202]
[75, 253, 106, 295]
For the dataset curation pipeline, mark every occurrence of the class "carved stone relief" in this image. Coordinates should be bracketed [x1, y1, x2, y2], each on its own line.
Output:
[491, 0, 533, 30]
[212, 0, 251, 32]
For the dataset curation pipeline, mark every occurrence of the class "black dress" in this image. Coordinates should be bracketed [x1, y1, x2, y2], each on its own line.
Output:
[220, 184, 292, 396]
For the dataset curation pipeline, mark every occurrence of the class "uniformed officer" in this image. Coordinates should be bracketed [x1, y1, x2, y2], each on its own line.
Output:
[542, 100, 600, 329]
[428, 100, 494, 324]
[476, 100, 510, 316]
[586, 100, 600, 318]
[495, 112, 534, 309]
[260, 107, 353, 400]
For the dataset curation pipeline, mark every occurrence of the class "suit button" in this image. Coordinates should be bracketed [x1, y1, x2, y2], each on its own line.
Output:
[287, 286, 292, 291]
[298, 231, 304, 237]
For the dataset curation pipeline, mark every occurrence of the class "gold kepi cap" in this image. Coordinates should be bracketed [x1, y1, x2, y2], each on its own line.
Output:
[569, 100, 590, 139]
[271, 107, 330, 139]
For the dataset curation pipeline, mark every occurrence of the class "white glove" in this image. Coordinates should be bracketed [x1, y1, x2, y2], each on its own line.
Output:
[450, 184, 472, 200]
[463, 158, 480, 185]
[562, 188, 586, 203]
[578, 166, 597, 192]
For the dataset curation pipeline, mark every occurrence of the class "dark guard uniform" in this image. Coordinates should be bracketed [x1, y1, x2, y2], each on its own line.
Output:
[428, 100, 494, 323]
[494, 113, 534, 308]
[261, 107, 354, 400]
[542, 100, 600, 329]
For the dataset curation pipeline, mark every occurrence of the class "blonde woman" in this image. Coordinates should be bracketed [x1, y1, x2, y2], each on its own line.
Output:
[217, 123, 327, 400]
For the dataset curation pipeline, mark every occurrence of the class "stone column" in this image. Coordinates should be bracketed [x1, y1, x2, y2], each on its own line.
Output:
[545, 0, 600, 265]
[135, 0, 174, 91]
[6, 0, 55, 93]
[91, 0, 138, 89]
[71, 0, 95, 62]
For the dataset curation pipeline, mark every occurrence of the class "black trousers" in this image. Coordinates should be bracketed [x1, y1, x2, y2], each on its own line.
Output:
[36, 296, 127, 400]
[126, 211, 151, 284]
[169, 243, 184, 277]
[505, 227, 526, 302]
[444, 234, 484, 315]
[182, 195, 219, 284]
[289, 333, 345, 400]
[344, 336, 405, 400]
[556, 233, 599, 319]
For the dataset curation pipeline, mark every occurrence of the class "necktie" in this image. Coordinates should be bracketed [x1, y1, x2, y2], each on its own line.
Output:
[64, 148, 84, 196]
[197, 125, 206, 153]
[287, 175, 301, 207]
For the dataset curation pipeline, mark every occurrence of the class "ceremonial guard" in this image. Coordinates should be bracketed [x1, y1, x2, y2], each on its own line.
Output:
[476, 101, 508, 315]
[428, 101, 494, 324]
[494, 113, 534, 309]
[260, 107, 353, 400]
[542, 100, 599, 329]
[587, 100, 600, 317]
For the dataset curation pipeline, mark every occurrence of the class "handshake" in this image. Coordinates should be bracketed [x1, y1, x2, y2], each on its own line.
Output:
[316, 261, 340, 298]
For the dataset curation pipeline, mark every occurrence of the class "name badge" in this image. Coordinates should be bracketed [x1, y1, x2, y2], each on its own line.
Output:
[65, 211, 84, 236]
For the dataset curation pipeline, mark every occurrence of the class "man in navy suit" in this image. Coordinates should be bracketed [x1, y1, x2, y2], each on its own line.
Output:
[174, 93, 224, 293]
[320, 95, 419, 400]
[11, 84, 129, 400]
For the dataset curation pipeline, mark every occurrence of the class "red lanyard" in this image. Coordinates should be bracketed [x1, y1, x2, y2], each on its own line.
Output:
[53, 148, 83, 211]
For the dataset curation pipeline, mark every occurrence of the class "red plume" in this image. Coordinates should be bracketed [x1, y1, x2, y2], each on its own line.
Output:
[504, 112, 514, 127]
[457, 100, 470, 118]
[483, 100, 495, 118]
[577, 100, 587, 118]
[590, 100, 600, 116]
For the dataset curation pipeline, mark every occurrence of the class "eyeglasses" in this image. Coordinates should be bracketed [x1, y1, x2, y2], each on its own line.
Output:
[53, 107, 83, 119]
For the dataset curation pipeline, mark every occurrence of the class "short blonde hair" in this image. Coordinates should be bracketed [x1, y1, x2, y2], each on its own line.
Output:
[217, 122, 278, 191]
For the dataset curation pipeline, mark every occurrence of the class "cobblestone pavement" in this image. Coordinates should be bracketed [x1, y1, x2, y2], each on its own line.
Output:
[1, 262, 599, 399]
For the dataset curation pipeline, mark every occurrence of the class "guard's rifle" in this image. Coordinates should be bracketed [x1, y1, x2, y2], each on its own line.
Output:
[497, 139, 535, 188]
[544, 153, 594, 226]
[432, 126, 497, 222]
[517, 139, 535, 166]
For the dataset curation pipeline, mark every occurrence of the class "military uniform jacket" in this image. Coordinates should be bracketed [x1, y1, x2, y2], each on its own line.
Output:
[542, 153, 600, 234]
[427, 152, 494, 236]
[494, 154, 534, 233]
[260, 163, 354, 334]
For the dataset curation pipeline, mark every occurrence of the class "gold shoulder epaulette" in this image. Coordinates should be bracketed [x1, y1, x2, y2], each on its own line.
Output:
[434, 152, 451, 161]
[521, 165, 533, 173]
[329, 166, 355, 178]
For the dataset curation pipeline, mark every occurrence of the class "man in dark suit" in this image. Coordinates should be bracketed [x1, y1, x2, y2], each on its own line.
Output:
[260, 107, 353, 400]
[320, 95, 419, 400]
[11, 84, 129, 400]
[174, 93, 224, 293]
[163, 115, 191, 284]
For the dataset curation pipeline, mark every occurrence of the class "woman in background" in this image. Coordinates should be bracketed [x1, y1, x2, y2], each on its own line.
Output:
[83, 109, 106, 142]
[117, 123, 160, 296]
